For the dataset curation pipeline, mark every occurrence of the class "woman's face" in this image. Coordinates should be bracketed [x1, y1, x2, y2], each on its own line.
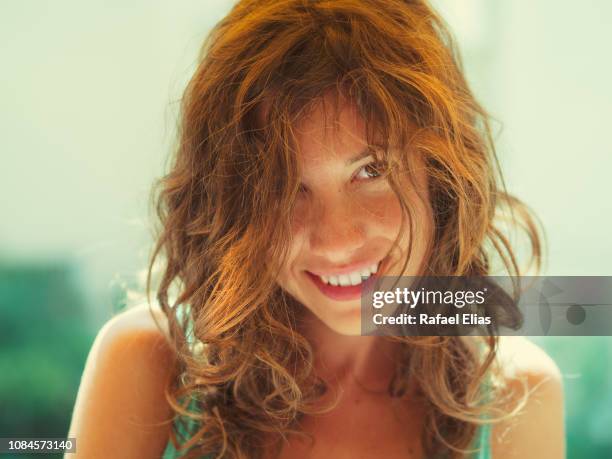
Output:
[275, 95, 434, 335]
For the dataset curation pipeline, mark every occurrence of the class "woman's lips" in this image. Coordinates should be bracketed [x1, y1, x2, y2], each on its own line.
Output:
[304, 256, 389, 302]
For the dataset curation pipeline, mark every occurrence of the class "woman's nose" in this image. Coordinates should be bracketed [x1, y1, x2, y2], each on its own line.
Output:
[308, 195, 368, 259]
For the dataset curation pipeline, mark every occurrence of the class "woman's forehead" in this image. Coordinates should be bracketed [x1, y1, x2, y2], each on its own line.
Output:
[256, 89, 363, 130]
[292, 97, 370, 164]
[262, 93, 377, 154]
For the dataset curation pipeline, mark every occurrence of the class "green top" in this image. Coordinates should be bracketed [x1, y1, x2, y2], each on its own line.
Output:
[161, 304, 492, 458]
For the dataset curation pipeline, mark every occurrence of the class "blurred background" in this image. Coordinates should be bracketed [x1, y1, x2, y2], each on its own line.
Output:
[0, 0, 610, 457]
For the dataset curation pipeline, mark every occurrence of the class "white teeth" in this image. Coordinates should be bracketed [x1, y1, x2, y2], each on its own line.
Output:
[349, 272, 361, 286]
[316, 260, 382, 286]
[338, 274, 351, 286]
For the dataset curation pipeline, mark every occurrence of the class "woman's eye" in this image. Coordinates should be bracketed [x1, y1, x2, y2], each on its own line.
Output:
[355, 160, 387, 180]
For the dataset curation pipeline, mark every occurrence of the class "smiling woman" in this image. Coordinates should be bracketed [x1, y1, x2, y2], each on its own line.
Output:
[274, 92, 434, 334]
[67, 0, 564, 458]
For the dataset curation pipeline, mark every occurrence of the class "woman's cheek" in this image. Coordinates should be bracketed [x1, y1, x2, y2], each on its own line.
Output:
[289, 186, 407, 239]
[358, 189, 404, 231]
[290, 199, 309, 235]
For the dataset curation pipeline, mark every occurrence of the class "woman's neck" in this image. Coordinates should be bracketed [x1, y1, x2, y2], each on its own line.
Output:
[297, 308, 399, 393]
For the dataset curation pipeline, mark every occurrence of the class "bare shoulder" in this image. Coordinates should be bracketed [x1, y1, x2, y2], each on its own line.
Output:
[494, 336, 562, 382]
[66, 303, 178, 459]
[108, 302, 171, 353]
[490, 337, 565, 459]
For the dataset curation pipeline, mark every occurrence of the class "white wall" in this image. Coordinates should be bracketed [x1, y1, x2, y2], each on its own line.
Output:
[437, 0, 612, 275]
[0, 0, 233, 318]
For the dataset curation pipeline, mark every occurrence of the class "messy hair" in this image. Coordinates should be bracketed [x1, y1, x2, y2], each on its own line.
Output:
[147, 0, 543, 457]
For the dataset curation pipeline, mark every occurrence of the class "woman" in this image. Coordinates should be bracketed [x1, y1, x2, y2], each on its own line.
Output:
[68, 0, 565, 458]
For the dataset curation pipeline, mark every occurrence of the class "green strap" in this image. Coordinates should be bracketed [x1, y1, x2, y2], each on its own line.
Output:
[469, 339, 493, 459]
[473, 421, 492, 459]
[162, 395, 217, 459]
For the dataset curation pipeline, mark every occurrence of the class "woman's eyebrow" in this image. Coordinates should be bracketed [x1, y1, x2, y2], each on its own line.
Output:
[345, 145, 382, 165]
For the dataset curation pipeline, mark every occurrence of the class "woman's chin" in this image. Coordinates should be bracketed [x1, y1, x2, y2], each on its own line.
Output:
[312, 305, 365, 336]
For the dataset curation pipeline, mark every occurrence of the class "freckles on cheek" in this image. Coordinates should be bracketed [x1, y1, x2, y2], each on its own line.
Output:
[290, 198, 313, 236]
[364, 193, 403, 230]
[287, 207, 309, 266]
[291, 212, 307, 237]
